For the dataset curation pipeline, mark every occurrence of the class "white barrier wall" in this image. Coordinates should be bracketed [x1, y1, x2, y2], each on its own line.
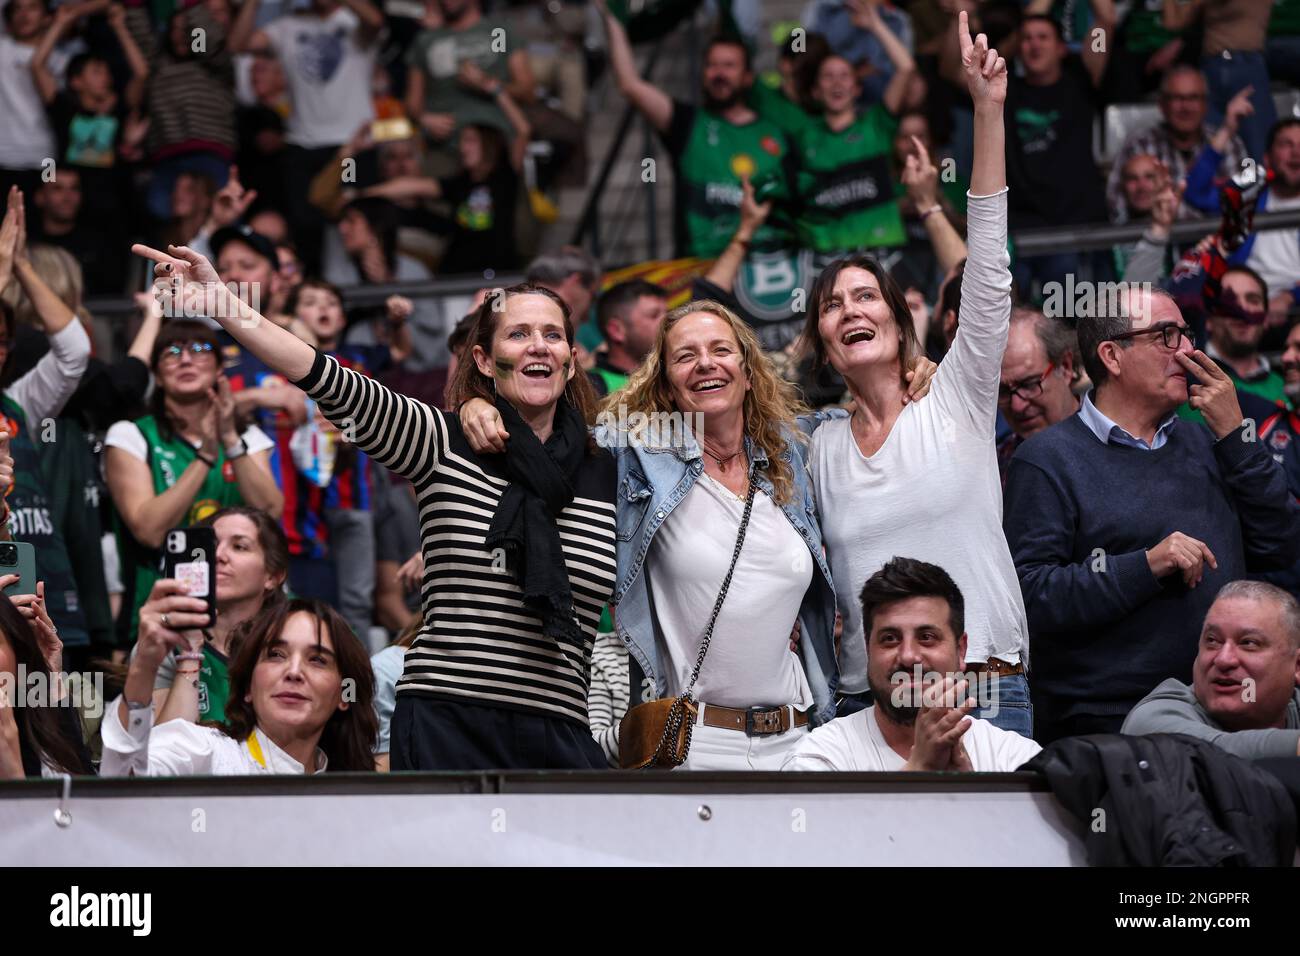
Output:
[1, 774, 1089, 866]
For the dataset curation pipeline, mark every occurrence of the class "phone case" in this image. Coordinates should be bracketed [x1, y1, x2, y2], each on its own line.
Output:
[161, 526, 218, 621]
[0, 541, 37, 597]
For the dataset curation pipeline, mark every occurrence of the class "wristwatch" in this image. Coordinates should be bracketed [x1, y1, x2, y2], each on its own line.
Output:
[225, 437, 248, 461]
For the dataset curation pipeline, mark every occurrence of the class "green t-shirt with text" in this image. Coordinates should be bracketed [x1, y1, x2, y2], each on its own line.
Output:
[794, 104, 906, 254]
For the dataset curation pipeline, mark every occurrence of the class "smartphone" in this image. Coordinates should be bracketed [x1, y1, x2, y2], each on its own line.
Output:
[161, 526, 217, 624]
[0, 541, 36, 597]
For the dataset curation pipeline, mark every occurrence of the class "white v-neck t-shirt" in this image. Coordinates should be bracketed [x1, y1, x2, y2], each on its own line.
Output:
[807, 190, 1028, 695]
[646, 474, 814, 710]
[782, 705, 1042, 772]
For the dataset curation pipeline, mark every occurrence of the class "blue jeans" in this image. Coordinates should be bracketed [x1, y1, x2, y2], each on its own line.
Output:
[1202, 51, 1276, 162]
[971, 672, 1033, 738]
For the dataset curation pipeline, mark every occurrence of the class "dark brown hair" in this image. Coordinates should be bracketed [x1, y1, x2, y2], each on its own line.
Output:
[445, 283, 599, 427]
[148, 320, 224, 439]
[201, 506, 290, 612]
[0, 594, 91, 776]
[803, 254, 921, 372]
[284, 277, 345, 319]
[222, 599, 377, 772]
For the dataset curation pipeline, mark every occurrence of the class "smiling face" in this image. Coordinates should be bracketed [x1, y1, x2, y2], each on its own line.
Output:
[1193, 595, 1300, 731]
[156, 339, 220, 400]
[472, 293, 576, 413]
[1267, 123, 1300, 193]
[1122, 154, 1163, 216]
[814, 55, 858, 114]
[5, 0, 48, 42]
[662, 311, 751, 421]
[294, 284, 346, 347]
[248, 611, 347, 740]
[701, 41, 751, 110]
[999, 319, 1076, 439]
[1018, 18, 1065, 81]
[866, 596, 968, 727]
[213, 514, 280, 608]
[1209, 271, 1268, 359]
[816, 266, 903, 377]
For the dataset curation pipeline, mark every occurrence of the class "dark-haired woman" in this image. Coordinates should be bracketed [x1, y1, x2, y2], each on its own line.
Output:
[0, 588, 93, 778]
[131, 238, 617, 770]
[103, 599, 377, 775]
[130, 505, 289, 725]
[803, 16, 1031, 734]
[105, 321, 284, 643]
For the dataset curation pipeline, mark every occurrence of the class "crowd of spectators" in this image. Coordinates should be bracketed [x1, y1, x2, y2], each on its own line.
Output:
[1, 0, 1300, 784]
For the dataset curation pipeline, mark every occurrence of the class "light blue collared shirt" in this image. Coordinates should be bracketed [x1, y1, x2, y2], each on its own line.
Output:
[1078, 391, 1178, 451]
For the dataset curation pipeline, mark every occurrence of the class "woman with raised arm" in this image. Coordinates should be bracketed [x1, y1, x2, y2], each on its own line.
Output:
[102, 599, 376, 775]
[105, 320, 283, 644]
[456, 303, 938, 769]
[802, 13, 1032, 734]
[129, 242, 616, 770]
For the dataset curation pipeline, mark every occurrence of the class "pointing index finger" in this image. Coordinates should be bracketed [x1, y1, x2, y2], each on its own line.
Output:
[958, 10, 972, 57]
[131, 243, 178, 266]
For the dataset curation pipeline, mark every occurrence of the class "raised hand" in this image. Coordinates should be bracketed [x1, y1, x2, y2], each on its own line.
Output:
[207, 165, 257, 231]
[0, 187, 21, 291]
[9, 581, 61, 674]
[1149, 165, 1183, 236]
[1177, 349, 1245, 440]
[1223, 86, 1255, 136]
[901, 134, 940, 210]
[847, 0, 883, 31]
[0, 428, 12, 496]
[958, 9, 1006, 107]
[133, 243, 223, 319]
[736, 172, 771, 239]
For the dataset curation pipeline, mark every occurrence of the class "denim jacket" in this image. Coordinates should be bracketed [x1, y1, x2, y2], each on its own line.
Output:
[595, 411, 844, 725]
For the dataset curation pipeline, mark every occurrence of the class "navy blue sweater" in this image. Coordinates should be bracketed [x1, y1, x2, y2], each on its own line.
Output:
[1004, 413, 1300, 721]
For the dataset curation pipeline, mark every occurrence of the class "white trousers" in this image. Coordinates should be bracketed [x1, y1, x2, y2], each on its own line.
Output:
[676, 705, 810, 770]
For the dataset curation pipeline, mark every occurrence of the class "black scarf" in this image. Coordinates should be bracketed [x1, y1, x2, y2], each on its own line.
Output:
[485, 392, 589, 649]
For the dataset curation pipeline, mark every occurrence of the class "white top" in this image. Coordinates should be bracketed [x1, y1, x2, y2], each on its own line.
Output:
[808, 190, 1027, 694]
[104, 420, 274, 461]
[262, 9, 377, 148]
[782, 705, 1042, 772]
[100, 696, 328, 775]
[0, 36, 65, 169]
[646, 475, 814, 710]
[5, 321, 91, 427]
[1246, 192, 1300, 299]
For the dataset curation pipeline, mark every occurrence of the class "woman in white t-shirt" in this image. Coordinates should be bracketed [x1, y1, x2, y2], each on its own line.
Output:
[102, 598, 378, 775]
[104, 321, 283, 644]
[802, 15, 1033, 735]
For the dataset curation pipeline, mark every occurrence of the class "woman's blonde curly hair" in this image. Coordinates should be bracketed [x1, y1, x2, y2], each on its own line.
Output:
[608, 299, 807, 505]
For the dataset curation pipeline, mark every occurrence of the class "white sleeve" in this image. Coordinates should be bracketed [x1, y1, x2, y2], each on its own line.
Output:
[931, 189, 1012, 435]
[242, 424, 275, 456]
[261, 16, 290, 54]
[104, 420, 149, 461]
[997, 728, 1043, 772]
[5, 321, 92, 426]
[100, 695, 216, 777]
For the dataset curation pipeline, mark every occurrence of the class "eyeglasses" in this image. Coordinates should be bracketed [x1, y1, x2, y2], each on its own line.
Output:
[159, 341, 215, 364]
[998, 361, 1056, 404]
[1105, 323, 1193, 350]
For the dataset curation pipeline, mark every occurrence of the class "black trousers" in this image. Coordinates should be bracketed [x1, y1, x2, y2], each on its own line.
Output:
[391, 694, 607, 771]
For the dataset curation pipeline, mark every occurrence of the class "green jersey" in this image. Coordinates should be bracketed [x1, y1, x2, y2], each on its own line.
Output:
[661, 98, 796, 258]
[115, 415, 246, 643]
[750, 74, 815, 140]
[794, 104, 906, 254]
[0, 396, 90, 645]
[1122, 0, 1179, 53]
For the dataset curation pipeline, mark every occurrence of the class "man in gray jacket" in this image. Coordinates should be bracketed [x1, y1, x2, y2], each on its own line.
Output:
[1123, 580, 1300, 758]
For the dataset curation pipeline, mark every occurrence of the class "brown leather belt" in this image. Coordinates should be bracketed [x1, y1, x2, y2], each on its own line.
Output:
[964, 658, 1024, 677]
[700, 703, 809, 736]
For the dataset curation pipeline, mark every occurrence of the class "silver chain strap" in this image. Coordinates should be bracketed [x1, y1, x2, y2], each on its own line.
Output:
[650, 473, 758, 766]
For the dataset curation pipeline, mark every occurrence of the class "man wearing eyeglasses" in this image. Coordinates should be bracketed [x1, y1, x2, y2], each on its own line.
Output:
[996, 308, 1080, 488]
[1004, 286, 1300, 744]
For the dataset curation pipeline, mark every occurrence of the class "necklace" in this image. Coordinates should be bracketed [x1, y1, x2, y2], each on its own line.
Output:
[703, 441, 743, 469]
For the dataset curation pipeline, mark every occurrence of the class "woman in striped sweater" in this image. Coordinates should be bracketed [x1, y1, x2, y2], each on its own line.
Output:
[132, 240, 615, 770]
